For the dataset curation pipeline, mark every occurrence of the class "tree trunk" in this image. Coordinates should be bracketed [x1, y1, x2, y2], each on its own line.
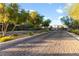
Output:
[4, 24, 9, 36]
[11, 24, 16, 32]
[1, 23, 5, 36]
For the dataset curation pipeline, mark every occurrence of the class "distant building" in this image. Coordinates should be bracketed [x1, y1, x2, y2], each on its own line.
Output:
[51, 25, 68, 29]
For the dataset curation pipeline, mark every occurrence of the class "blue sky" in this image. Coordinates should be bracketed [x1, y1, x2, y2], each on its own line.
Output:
[19, 3, 68, 25]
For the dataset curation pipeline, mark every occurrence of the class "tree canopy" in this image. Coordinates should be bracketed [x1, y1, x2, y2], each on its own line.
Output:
[0, 3, 51, 36]
[69, 4, 79, 20]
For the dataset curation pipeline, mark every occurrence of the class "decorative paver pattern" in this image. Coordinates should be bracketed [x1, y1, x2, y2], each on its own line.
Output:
[0, 31, 79, 56]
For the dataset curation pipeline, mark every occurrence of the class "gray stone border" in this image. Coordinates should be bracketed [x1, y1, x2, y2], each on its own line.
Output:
[0, 32, 50, 51]
[67, 32, 79, 40]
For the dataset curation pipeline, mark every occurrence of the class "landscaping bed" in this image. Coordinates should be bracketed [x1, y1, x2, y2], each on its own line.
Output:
[69, 29, 79, 35]
[0, 31, 39, 42]
[0, 30, 50, 42]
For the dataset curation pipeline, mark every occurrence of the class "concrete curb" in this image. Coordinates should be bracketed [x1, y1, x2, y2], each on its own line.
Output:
[0, 32, 50, 51]
[67, 32, 79, 40]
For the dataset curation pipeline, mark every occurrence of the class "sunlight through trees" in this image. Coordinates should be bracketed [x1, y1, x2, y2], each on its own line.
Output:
[0, 3, 51, 36]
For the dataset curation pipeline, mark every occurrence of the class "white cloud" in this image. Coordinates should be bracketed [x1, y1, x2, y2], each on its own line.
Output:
[56, 9, 63, 14]
[58, 16, 63, 20]
[29, 10, 36, 12]
[44, 17, 50, 20]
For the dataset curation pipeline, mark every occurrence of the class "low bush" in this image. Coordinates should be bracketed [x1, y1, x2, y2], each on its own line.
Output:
[69, 29, 79, 35]
[12, 34, 19, 36]
[0, 36, 14, 42]
[26, 31, 34, 36]
[44, 29, 50, 32]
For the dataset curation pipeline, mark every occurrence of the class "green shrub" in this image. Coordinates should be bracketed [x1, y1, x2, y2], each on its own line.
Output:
[44, 29, 49, 32]
[12, 34, 19, 36]
[26, 32, 34, 36]
[0, 36, 14, 42]
[75, 30, 79, 35]
[69, 29, 79, 35]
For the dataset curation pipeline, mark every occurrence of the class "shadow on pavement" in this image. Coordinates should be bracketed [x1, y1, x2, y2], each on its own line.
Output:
[0, 51, 79, 56]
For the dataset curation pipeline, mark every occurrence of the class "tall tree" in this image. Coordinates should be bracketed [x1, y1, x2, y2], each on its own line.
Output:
[29, 11, 45, 29]
[8, 3, 19, 31]
[42, 19, 51, 28]
[60, 16, 79, 29]
[0, 3, 10, 36]
[18, 9, 29, 27]
[66, 4, 79, 29]
[61, 16, 73, 27]
[69, 3, 79, 20]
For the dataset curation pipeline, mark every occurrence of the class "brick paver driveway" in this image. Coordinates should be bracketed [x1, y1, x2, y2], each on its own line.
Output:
[0, 30, 79, 56]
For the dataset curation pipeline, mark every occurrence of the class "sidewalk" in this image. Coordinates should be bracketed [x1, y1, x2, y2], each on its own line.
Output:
[67, 32, 79, 40]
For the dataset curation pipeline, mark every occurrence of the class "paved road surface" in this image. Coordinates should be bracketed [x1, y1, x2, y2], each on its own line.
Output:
[0, 30, 79, 56]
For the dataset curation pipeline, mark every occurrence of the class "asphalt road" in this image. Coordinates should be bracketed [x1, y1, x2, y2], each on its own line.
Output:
[0, 30, 79, 56]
